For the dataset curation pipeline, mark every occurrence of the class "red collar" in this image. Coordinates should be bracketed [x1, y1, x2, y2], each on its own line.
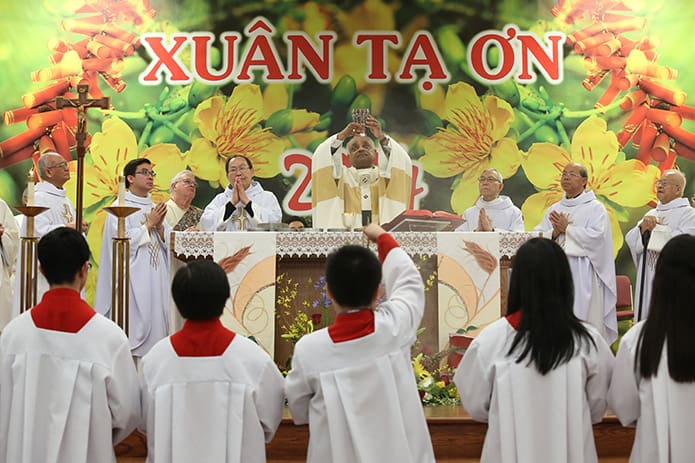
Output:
[505, 310, 522, 330]
[328, 310, 375, 343]
[30, 288, 95, 333]
[170, 319, 236, 357]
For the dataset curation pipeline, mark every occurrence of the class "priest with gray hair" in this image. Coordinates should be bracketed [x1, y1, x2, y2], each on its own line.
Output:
[165, 170, 202, 231]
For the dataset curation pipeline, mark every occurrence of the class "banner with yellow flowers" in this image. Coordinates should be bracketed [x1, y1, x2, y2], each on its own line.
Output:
[1, 0, 694, 301]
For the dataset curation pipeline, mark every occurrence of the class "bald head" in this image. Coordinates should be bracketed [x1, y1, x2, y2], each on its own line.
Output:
[657, 169, 686, 204]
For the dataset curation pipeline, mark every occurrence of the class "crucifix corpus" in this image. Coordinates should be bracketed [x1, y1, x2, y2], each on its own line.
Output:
[54, 82, 110, 230]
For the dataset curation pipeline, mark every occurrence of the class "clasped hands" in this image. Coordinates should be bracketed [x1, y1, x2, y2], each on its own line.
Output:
[549, 210, 569, 238]
[639, 215, 661, 234]
[230, 177, 249, 206]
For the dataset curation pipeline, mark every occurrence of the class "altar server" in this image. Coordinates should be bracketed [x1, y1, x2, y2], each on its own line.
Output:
[139, 260, 284, 463]
[455, 237, 614, 463]
[285, 224, 435, 463]
[0, 227, 140, 463]
[609, 234, 695, 463]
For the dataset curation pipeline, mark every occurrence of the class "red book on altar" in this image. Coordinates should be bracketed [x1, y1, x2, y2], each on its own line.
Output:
[382, 210, 464, 232]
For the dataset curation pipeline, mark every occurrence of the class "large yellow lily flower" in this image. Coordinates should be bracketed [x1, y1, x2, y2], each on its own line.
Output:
[188, 84, 288, 188]
[521, 116, 660, 255]
[419, 82, 522, 213]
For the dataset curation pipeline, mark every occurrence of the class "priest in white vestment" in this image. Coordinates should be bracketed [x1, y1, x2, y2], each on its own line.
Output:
[0, 227, 140, 463]
[609, 234, 695, 463]
[165, 169, 202, 231]
[455, 237, 614, 463]
[311, 116, 412, 230]
[95, 158, 171, 357]
[12, 152, 86, 317]
[457, 167, 525, 232]
[140, 259, 284, 463]
[534, 162, 617, 344]
[0, 199, 19, 330]
[625, 169, 695, 321]
[199, 155, 281, 231]
[285, 224, 435, 463]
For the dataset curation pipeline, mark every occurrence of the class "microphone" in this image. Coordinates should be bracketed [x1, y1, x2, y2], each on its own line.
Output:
[641, 229, 651, 247]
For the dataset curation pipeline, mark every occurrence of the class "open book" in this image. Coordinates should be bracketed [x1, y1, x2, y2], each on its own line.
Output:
[382, 210, 464, 232]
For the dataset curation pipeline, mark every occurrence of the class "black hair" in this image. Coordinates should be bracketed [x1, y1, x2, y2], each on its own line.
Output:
[225, 155, 253, 173]
[325, 245, 381, 308]
[172, 260, 230, 320]
[123, 158, 151, 188]
[637, 234, 695, 381]
[506, 238, 596, 375]
[37, 227, 91, 285]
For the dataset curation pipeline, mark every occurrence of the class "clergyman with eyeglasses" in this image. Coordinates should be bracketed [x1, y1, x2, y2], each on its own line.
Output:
[625, 169, 695, 321]
[199, 155, 282, 231]
[94, 158, 171, 359]
[457, 167, 524, 232]
[534, 162, 617, 345]
[12, 151, 87, 318]
[165, 170, 203, 231]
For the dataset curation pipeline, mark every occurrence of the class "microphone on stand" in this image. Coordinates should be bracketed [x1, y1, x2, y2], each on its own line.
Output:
[641, 229, 651, 246]
[637, 228, 651, 321]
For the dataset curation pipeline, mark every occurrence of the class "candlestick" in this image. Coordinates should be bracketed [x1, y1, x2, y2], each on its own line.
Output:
[117, 175, 125, 206]
[27, 170, 35, 206]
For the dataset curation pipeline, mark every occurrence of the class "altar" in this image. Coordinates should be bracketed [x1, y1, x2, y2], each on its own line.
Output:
[171, 231, 539, 365]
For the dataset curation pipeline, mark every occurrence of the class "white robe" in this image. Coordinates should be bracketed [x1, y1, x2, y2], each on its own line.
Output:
[139, 334, 284, 463]
[94, 191, 170, 357]
[311, 134, 412, 229]
[458, 195, 525, 232]
[199, 181, 281, 231]
[12, 182, 76, 317]
[625, 197, 695, 321]
[535, 190, 618, 343]
[0, 310, 140, 463]
[285, 247, 435, 463]
[454, 317, 614, 463]
[0, 199, 19, 330]
[608, 321, 695, 463]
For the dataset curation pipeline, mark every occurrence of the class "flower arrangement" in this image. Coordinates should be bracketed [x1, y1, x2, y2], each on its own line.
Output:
[413, 353, 460, 407]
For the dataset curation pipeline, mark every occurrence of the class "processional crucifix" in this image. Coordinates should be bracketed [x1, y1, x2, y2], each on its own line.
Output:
[55, 81, 110, 230]
[17, 82, 110, 313]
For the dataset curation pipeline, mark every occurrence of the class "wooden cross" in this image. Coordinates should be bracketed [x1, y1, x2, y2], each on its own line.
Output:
[54, 82, 110, 231]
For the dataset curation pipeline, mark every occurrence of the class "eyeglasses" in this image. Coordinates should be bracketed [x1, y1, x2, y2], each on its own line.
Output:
[179, 179, 197, 187]
[478, 176, 500, 183]
[47, 161, 69, 170]
[560, 171, 582, 179]
[135, 169, 156, 177]
[656, 179, 676, 187]
[228, 166, 250, 174]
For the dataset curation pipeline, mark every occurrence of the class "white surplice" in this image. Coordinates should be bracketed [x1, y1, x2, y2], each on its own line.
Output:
[199, 181, 281, 231]
[0, 308, 140, 463]
[94, 191, 170, 357]
[12, 182, 76, 317]
[458, 195, 525, 232]
[535, 190, 618, 343]
[454, 317, 614, 463]
[0, 199, 19, 330]
[625, 197, 695, 321]
[285, 247, 435, 463]
[139, 334, 284, 463]
[608, 321, 695, 463]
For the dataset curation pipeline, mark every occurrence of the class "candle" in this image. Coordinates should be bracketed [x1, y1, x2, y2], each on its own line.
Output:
[27, 170, 35, 206]
[117, 175, 125, 206]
